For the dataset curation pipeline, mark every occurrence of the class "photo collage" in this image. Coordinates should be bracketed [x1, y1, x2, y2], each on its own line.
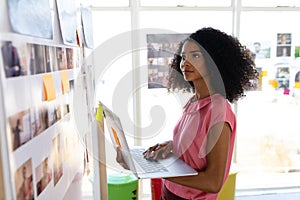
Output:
[1, 40, 80, 79]
[1, 39, 80, 199]
[146, 33, 190, 89]
[247, 32, 300, 93]
[13, 133, 67, 199]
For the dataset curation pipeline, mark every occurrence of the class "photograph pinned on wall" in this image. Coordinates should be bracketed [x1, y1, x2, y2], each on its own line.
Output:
[276, 46, 291, 57]
[49, 46, 59, 72]
[276, 33, 292, 58]
[35, 157, 52, 196]
[248, 41, 271, 59]
[56, 47, 67, 70]
[275, 66, 290, 90]
[146, 33, 190, 89]
[249, 67, 263, 91]
[8, 109, 31, 151]
[34, 44, 46, 74]
[7, 0, 53, 39]
[295, 70, 300, 83]
[66, 48, 74, 69]
[30, 103, 50, 138]
[277, 33, 292, 45]
[80, 6, 94, 48]
[26, 43, 36, 75]
[294, 46, 300, 58]
[48, 101, 58, 127]
[294, 70, 300, 97]
[44, 46, 53, 73]
[56, 0, 78, 45]
[52, 134, 63, 186]
[14, 159, 34, 200]
[1, 40, 27, 78]
[29, 105, 41, 138]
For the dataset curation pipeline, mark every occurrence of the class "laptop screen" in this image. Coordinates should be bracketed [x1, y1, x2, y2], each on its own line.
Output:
[100, 102, 137, 173]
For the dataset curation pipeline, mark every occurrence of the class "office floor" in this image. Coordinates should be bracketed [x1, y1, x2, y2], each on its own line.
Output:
[235, 192, 300, 200]
[81, 175, 300, 200]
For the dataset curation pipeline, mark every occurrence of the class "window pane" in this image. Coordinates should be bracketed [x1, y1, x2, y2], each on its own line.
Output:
[237, 11, 300, 189]
[242, 0, 300, 7]
[140, 0, 231, 7]
[87, 0, 129, 7]
[92, 11, 134, 149]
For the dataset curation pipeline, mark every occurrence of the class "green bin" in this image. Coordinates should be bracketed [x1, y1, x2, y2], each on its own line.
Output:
[107, 172, 138, 200]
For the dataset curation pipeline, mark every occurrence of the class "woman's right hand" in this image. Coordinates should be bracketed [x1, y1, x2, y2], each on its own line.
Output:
[143, 140, 173, 161]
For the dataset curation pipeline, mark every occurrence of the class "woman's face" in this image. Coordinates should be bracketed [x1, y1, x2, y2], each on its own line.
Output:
[180, 40, 209, 82]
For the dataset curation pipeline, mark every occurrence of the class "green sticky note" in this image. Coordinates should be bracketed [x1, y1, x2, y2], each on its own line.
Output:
[96, 103, 103, 122]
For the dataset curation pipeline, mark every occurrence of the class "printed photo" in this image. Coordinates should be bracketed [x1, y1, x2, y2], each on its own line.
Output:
[35, 157, 52, 196]
[56, 47, 67, 70]
[66, 48, 74, 69]
[14, 159, 34, 200]
[8, 109, 31, 151]
[49, 46, 59, 71]
[1, 40, 27, 78]
[276, 67, 290, 89]
[277, 33, 292, 45]
[249, 41, 271, 59]
[8, 0, 53, 39]
[44, 46, 53, 73]
[30, 103, 49, 137]
[276, 46, 291, 57]
[52, 134, 63, 186]
[34, 44, 46, 74]
[294, 46, 300, 58]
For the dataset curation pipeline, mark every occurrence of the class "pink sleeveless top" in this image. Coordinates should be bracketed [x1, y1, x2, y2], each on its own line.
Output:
[164, 94, 236, 200]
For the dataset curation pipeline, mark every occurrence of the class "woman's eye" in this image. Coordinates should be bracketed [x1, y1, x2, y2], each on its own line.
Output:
[192, 53, 200, 58]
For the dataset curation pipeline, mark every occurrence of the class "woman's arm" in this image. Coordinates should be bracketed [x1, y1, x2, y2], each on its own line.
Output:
[165, 122, 231, 193]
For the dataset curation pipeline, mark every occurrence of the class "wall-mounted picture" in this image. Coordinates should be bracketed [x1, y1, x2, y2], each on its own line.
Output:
[294, 46, 300, 58]
[34, 44, 46, 74]
[146, 33, 190, 89]
[7, 0, 53, 39]
[30, 103, 49, 138]
[8, 109, 31, 151]
[276, 46, 291, 57]
[249, 41, 271, 59]
[35, 157, 52, 196]
[14, 159, 34, 200]
[49, 46, 59, 72]
[277, 33, 292, 45]
[66, 48, 74, 69]
[52, 134, 63, 186]
[81, 6, 94, 48]
[44, 46, 53, 73]
[1, 40, 27, 78]
[56, 47, 67, 70]
[295, 71, 300, 82]
[275, 66, 290, 89]
[56, 0, 78, 45]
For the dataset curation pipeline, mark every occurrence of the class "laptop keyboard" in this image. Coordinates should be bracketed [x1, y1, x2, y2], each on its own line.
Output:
[130, 149, 168, 173]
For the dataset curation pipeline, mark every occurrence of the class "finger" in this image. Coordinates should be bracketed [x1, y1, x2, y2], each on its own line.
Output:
[143, 144, 158, 155]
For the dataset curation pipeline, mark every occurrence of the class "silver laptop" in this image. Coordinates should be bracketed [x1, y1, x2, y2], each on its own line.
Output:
[100, 102, 197, 179]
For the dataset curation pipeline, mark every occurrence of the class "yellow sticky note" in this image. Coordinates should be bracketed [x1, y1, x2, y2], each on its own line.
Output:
[261, 70, 267, 77]
[43, 74, 56, 101]
[295, 82, 300, 88]
[60, 71, 70, 94]
[96, 103, 103, 122]
[111, 127, 121, 147]
[272, 80, 279, 88]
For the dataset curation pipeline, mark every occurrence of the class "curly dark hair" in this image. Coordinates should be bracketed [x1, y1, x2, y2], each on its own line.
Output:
[167, 27, 259, 103]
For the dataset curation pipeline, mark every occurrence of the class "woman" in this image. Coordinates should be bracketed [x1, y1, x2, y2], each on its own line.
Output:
[143, 27, 258, 199]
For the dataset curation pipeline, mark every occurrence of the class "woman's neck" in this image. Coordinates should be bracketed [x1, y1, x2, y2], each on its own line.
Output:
[193, 80, 214, 100]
